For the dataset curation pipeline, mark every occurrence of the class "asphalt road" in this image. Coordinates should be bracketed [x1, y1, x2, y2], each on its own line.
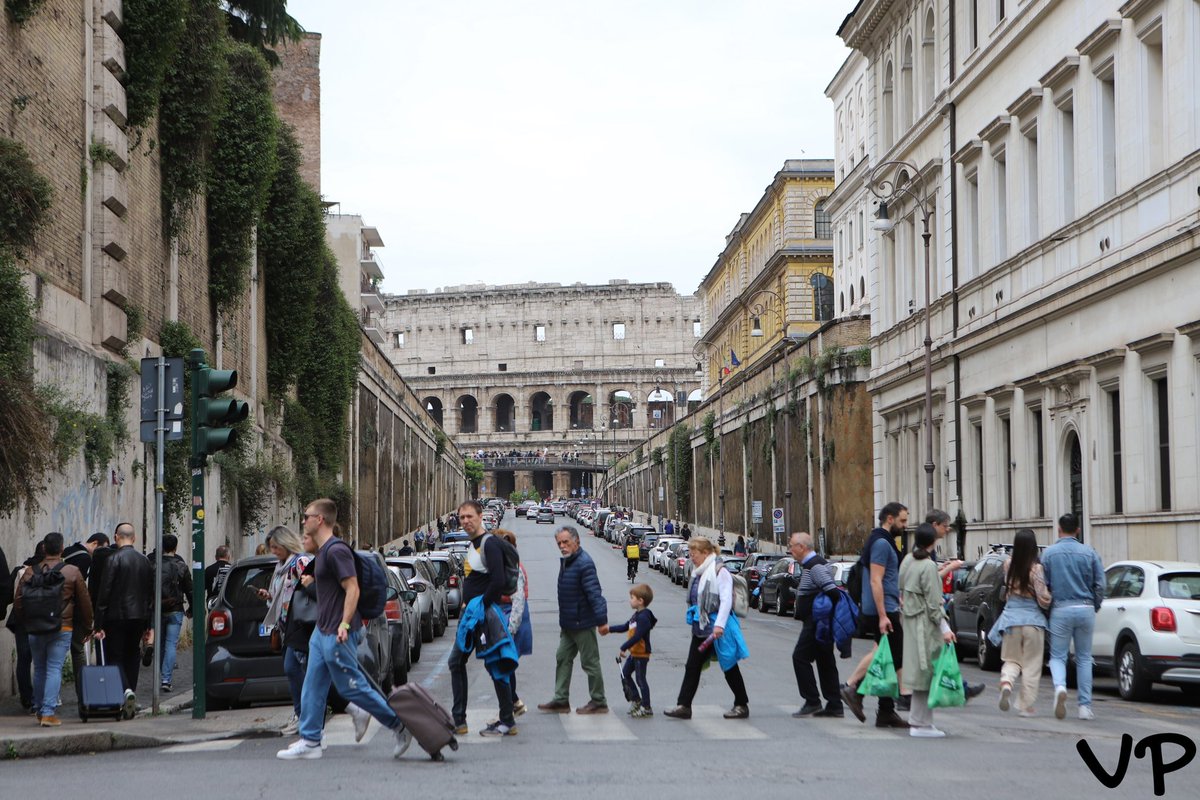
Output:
[5, 514, 1198, 799]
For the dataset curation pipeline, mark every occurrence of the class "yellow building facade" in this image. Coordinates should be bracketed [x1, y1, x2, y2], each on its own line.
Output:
[695, 160, 835, 394]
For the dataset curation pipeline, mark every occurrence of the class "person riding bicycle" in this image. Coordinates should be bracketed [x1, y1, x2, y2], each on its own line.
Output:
[625, 538, 641, 581]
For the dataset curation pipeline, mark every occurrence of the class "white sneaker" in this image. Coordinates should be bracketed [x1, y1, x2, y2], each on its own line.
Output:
[1054, 687, 1067, 720]
[910, 726, 947, 738]
[122, 689, 138, 720]
[1018, 708, 1037, 718]
[998, 684, 1012, 713]
[276, 739, 322, 760]
[347, 702, 371, 743]
[1078, 705, 1095, 721]
[280, 714, 299, 735]
[392, 725, 413, 759]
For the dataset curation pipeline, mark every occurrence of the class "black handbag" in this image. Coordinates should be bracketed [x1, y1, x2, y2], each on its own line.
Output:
[289, 583, 318, 627]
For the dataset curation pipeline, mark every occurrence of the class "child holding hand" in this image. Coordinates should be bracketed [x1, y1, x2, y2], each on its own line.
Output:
[607, 583, 657, 717]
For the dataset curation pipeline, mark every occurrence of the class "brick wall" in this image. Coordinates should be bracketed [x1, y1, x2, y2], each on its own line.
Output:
[271, 32, 321, 193]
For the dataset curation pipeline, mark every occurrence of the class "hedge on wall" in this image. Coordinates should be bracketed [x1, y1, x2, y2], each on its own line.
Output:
[159, 0, 228, 239]
[0, 138, 53, 257]
[206, 43, 278, 312]
[122, 0, 188, 129]
[4, 0, 47, 25]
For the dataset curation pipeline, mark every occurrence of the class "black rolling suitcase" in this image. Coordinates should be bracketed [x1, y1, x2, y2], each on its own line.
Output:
[79, 641, 126, 722]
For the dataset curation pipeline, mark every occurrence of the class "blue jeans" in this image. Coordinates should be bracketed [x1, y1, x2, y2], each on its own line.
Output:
[283, 646, 307, 718]
[30, 629, 72, 717]
[1049, 604, 1096, 707]
[160, 611, 184, 686]
[298, 629, 400, 744]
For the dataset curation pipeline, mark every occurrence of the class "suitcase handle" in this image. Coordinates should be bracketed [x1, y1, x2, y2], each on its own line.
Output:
[96, 638, 106, 666]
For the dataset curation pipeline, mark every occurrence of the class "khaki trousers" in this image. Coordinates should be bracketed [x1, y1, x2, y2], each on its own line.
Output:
[1000, 626, 1045, 712]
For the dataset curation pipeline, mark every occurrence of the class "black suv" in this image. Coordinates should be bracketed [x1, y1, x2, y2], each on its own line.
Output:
[948, 549, 1010, 670]
[205, 553, 399, 710]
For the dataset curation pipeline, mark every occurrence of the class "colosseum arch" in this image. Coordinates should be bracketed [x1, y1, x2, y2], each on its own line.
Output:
[423, 396, 444, 427]
[457, 394, 479, 433]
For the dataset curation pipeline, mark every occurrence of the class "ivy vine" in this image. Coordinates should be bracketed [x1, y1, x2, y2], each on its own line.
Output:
[667, 424, 692, 518]
[122, 0, 188, 130]
[206, 43, 278, 312]
[0, 138, 53, 257]
[158, 0, 228, 240]
[4, 0, 47, 25]
[215, 419, 294, 534]
[702, 411, 720, 460]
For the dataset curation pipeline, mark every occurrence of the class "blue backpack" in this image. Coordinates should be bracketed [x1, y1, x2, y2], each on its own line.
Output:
[334, 541, 388, 620]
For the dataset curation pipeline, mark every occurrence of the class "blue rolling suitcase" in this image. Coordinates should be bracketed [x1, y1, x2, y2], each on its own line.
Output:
[79, 641, 126, 722]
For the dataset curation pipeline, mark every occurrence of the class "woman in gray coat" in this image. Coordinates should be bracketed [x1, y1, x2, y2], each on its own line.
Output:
[898, 524, 956, 738]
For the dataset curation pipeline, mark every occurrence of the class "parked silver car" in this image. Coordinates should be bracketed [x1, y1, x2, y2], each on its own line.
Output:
[386, 556, 448, 643]
[425, 551, 463, 618]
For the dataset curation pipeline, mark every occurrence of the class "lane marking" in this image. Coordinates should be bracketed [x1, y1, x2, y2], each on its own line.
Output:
[453, 707, 505, 744]
[560, 709, 637, 741]
[162, 739, 245, 753]
[322, 712, 382, 747]
[688, 704, 768, 739]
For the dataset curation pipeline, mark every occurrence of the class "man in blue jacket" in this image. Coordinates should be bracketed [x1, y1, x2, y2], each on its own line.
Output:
[538, 525, 609, 714]
[1041, 513, 1105, 722]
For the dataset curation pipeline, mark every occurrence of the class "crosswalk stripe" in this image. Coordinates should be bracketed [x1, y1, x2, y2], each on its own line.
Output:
[162, 739, 245, 753]
[560, 709, 637, 741]
[452, 707, 504, 744]
[322, 713, 382, 747]
[689, 705, 768, 739]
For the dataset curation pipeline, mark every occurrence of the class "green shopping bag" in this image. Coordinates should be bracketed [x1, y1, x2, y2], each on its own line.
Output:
[858, 634, 899, 698]
[928, 643, 966, 708]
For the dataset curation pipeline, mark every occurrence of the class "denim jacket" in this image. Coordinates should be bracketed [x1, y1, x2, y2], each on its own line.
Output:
[1041, 537, 1104, 611]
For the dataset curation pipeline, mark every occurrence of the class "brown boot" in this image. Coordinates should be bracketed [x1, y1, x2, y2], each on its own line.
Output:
[536, 700, 571, 713]
[576, 701, 609, 715]
[39, 715, 63, 727]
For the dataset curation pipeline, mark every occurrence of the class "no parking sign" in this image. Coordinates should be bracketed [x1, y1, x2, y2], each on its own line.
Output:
[772, 507, 785, 535]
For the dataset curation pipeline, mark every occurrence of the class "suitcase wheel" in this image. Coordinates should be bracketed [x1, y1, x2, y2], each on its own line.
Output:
[448, 737, 458, 751]
[79, 710, 88, 723]
[430, 752, 444, 762]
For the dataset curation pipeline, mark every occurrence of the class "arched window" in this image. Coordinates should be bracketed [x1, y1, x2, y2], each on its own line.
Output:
[882, 61, 895, 150]
[860, 276, 866, 302]
[902, 36, 915, 129]
[811, 273, 834, 322]
[839, 291, 845, 313]
[850, 284, 856, 305]
[922, 8, 936, 108]
[814, 199, 832, 239]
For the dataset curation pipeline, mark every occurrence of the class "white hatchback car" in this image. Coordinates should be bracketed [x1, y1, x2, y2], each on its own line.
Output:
[649, 538, 683, 570]
[1092, 560, 1200, 701]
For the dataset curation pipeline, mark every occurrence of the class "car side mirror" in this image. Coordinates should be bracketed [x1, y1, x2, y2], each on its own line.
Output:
[953, 576, 967, 592]
[414, 583, 427, 593]
[403, 590, 418, 604]
[386, 586, 399, 602]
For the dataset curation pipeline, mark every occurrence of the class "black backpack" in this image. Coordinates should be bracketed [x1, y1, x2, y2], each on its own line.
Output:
[485, 535, 521, 596]
[161, 558, 185, 611]
[22, 563, 66, 634]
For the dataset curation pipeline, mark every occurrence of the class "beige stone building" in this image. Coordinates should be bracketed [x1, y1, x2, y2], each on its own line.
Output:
[380, 280, 702, 498]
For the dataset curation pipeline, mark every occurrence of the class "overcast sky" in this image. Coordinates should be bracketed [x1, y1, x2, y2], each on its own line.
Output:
[286, 1, 853, 297]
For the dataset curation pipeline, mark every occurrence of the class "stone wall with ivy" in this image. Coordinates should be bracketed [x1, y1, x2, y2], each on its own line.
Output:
[603, 317, 873, 554]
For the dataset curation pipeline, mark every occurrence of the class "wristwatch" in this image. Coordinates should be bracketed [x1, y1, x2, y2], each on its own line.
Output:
[338, 622, 351, 631]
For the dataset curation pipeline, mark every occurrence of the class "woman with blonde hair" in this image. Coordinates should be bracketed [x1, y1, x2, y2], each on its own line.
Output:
[256, 525, 312, 734]
[664, 536, 750, 720]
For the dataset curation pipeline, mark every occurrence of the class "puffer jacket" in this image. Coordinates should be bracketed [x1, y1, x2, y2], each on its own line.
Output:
[557, 549, 607, 631]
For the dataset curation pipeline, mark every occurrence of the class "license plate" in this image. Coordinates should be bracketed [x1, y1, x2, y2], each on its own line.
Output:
[258, 624, 271, 638]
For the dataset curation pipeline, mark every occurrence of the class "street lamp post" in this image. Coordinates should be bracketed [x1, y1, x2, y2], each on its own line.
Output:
[870, 159, 936, 520]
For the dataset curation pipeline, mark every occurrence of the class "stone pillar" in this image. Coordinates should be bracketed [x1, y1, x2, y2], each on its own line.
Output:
[483, 470, 497, 497]
[515, 470, 534, 494]
[552, 470, 571, 498]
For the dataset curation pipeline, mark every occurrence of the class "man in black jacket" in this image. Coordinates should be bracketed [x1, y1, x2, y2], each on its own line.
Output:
[87, 533, 115, 606]
[447, 500, 517, 738]
[95, 522, 153, 712]
[789, 532, 844, 719]
[149, 534, 192, 692]
[63, 532, 108, 701]
[204, 545, 232, 603]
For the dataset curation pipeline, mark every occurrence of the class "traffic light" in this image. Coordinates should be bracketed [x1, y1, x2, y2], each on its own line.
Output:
[188, 348, 250, 466]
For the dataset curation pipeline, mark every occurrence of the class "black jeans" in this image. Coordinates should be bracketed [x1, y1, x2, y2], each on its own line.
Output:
[677, 634, 748, 707]
[11, 624, 33, 707]
[793, 621, 841, 707]
[102, 619, 147, 693]
[70, 629, 88, 703]
[449, 642, 514, 727]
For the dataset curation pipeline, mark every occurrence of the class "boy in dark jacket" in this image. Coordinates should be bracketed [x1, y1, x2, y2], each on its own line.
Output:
[607, 583, 657, 717]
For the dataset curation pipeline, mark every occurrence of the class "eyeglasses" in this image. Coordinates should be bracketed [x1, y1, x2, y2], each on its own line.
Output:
[301, 513, 321, 522]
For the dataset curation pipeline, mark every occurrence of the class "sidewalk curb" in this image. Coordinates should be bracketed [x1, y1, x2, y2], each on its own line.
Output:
[1, 724, 281, 761]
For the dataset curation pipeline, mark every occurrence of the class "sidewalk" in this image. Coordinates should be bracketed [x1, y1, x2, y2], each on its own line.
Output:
[0, 642, 291, 760]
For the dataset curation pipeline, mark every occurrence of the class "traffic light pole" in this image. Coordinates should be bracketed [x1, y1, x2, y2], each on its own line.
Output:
[188, 348, 207, 719]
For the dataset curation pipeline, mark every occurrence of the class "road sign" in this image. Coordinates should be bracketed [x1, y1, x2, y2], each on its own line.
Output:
[772, 507, 785, 535]
[751, 500, 763, 524]
[658, 486, 665, 501]
[139, 357, 185, 442]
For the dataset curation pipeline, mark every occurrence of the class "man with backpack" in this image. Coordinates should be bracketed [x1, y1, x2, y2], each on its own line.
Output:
[789, 532, 844, 719]
[150, 534, 192, 692]
[95, 523, 153, 714]
[839, 502, 911, 729]
[447, 499, 520, 737]
[13, 532, 92, 727]
[277, 498, 411, 760]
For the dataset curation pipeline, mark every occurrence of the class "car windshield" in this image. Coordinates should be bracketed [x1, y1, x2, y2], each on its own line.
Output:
[1159, 573, 1200, 600]
[223, 564, 274, 610]
[391, 563, 418, 580]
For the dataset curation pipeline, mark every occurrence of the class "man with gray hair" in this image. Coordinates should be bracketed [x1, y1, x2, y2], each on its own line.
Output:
[789, 532, 843, 718]
[539, 525, 609, 714]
